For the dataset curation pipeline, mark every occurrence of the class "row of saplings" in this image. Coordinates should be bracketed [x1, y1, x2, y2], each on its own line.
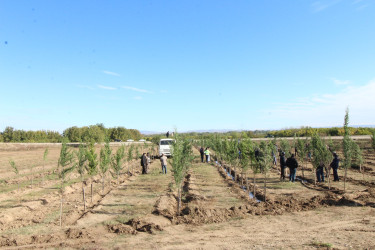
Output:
[198, 134, 364, 202]
[9, 141, 152, 226]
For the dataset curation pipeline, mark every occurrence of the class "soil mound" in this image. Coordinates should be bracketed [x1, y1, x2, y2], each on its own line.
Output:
[127, 214, 171, 233]
[108, 224, 137, 235]
[153, 194, 177, 218]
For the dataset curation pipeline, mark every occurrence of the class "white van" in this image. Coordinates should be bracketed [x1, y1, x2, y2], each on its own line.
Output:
[159, 138, 174, 157]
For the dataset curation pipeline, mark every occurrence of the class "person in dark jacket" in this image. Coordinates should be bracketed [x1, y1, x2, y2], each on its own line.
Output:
[286, 154, 298, 182]
[141, 153, 149, 174]
[279, 152, 286, 181]
[199, 146, 204, 163]
[330, 152, 340, 181]
[316, 161, 325, 182]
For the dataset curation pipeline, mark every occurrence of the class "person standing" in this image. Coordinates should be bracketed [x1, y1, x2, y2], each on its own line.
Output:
[166, 131, 169, 138]
[199, 146, 205, 163]
[160, 153, 168, 174]
[141, 153, 149, 174]
[330, 152, 340, 181]
[279, 152, 286, 181]
[286, 154, 298, 182]
[316, 161, 325, 182]
[204, 147, 211, 163]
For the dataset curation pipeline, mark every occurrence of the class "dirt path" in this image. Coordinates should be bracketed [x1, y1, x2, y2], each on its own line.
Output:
[76, 159, 173, 227]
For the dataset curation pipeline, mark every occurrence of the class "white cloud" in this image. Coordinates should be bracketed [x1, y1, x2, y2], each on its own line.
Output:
[98, 85, 117, 90]
[133, 96, 142, 100]
[121, 86, 151, 93]
[103, 70, 121, 77]
[331, 77, 351, 85]
[265, 79, 375, 127]
[311, 0, 342, 12]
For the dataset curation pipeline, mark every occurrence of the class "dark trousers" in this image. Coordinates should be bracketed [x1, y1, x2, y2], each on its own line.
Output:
[316, 168, 324, 182]
[289, 168, 296, 182]
[200, 154, 204, 163]
[332, 167, 339, 181]
[280, 166, 286, 180]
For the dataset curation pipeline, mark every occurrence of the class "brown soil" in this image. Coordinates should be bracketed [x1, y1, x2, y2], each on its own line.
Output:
[0, 143, 375, 249]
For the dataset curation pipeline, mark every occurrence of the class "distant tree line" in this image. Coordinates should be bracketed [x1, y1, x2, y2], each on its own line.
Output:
[148, 126, 375, 141]
[0, 124, 142, 143]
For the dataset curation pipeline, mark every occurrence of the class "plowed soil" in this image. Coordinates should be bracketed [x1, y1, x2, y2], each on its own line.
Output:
[0, 142, 375, 249]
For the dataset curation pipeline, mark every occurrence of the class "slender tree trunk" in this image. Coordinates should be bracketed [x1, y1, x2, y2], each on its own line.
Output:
[361, 164, 364, 180]
[91, 181, 93, 203]
[344, 167, 347, 192]
[102, 174, 105, 195]
[31, 167, 33, 189]
[83, 187, 86, 211]
[302, 158, 305, 179]
[313, 167, 316, 186]
[253, 172, 256, 197]
[42, 162, 45, 186]
[177, 186, 181, 215]
[327, 165, 331, 190]
[60, 178, 64, 227]
[264, 172, 267, 202]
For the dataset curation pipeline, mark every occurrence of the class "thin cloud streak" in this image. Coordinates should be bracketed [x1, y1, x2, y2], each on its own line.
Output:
[121, 86, 151, 93]
[264, 79, 375, 127]
[133, 96, 142, 100]
[103, 70, 121, 77]
[98, 85, 117, 90]
[311, 0, 342, 12]
[331, 77, 351, 85]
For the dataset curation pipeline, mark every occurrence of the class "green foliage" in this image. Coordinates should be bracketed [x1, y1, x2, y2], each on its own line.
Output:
[58, 141, 75, 180]
[0, 126, 62, 143]
[9, 159, 18, 175]
[150, 135, 162, 145]
[171, 132, 193, 188]
[372, 130, 375, 150]
[75, 144, 87, 177]
[279, 139, 291, 157]
[99, 139, 112, 176]
[63, 125, 142, 143]
[86, 142, 98, 177]
[311, 134, 332, 169]
[296, 138, 307, 161]
[111, 145, 126, 178]
[127, 145, 134, 162]
[43, 148, 49, 161]
[342, 108, 352, 170]
[258, 141, 273, 174]
[351, 141, 363, 167]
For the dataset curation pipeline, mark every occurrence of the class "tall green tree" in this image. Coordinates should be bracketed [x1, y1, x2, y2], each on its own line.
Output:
[58, 140, 75, 226]
[342, 108, 352, 192]
[86, 141, 98, 203]
[99, 139, 112, 194]
[111, 145, 126, 184]
[171, 131, 193, 215]
[76, 143, 88, 210]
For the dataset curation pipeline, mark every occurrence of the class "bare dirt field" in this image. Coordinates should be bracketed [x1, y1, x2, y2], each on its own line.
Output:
[0, 142, 375, 249]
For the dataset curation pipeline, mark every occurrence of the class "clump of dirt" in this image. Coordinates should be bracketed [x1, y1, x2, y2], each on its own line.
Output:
[153, 194, 177, 219]
[127, 214, 171, 234]
[0, 236, 17, 247]
[65, 228, 91, 239]
[108, 224, 137, 235]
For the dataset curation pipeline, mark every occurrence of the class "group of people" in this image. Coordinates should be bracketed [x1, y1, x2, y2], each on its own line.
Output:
[140, 152, 168, 175]
[199, 146, 211, 163]
[279, 151, 340, 183]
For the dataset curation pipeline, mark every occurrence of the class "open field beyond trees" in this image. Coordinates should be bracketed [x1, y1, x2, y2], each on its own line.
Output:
[0, 139, 375, 249]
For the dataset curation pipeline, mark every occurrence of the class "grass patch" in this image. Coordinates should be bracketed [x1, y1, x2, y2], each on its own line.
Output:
[310, 241, 333, 248]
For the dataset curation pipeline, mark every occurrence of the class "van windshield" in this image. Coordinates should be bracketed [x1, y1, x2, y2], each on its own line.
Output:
[160, 140, 173, 145]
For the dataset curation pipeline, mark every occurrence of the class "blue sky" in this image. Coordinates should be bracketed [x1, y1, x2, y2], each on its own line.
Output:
[1, 0, 374, 133]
